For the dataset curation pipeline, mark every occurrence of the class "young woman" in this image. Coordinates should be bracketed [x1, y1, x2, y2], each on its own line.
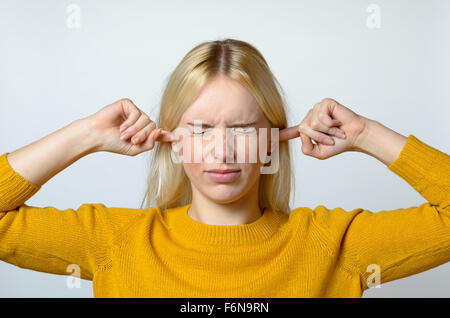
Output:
[0, 38, 449, 298]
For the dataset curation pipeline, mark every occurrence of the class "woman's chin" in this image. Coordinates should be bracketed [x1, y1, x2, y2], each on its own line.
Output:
[204, 190, 243, 204]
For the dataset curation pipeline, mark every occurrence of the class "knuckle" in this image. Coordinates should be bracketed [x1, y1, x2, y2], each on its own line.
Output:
[134, 108, 142, 117]
[142, 127, 153, 139]
[120, 98, 133, 105]
[128, 125, 138, 134]
[142, 113, 151, 121]
[139, 114, 150, 125]
[133, 130, 144, 139]
[298, 124, 306, 133]
[310, 120, 319, 129]
[318, 112, 327, 121]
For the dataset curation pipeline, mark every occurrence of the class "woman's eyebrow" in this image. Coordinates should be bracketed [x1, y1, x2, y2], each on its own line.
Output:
[186, 120, 258, 128]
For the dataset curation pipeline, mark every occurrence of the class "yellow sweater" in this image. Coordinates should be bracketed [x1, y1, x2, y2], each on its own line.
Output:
[0, 134, 449, 298]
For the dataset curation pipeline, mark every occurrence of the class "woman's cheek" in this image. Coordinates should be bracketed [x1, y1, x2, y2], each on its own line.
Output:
[236, 133, 268, 165]
[177, 136, 203, 164]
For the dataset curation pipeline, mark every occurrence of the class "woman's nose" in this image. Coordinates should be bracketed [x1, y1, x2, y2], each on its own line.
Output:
[208, 128, 255, 164]
[207, 128, 236, 163]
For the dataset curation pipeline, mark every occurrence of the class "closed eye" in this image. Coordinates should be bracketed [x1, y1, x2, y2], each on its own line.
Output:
[231, 127, 256, 134]
[189, 126, 257, 136]
[191, 128, 213, 136]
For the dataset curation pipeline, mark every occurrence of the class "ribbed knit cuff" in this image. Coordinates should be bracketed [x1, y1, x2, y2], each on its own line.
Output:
[388, 134, 449, 205]
[388, 135, 437, 186]
[0, 152, 41, 211]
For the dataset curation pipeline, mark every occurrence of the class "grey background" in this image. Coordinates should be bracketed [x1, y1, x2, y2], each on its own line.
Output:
[0, 0, 449, 297]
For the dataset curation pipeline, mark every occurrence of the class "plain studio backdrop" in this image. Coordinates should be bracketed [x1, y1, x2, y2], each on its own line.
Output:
[0, 0, 449, 298]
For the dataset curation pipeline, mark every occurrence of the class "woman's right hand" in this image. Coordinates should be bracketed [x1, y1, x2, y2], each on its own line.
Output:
[86, 98, 175, 156]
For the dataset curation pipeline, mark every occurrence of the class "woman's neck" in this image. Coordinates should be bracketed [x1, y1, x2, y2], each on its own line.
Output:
[188, 186, 263, 226]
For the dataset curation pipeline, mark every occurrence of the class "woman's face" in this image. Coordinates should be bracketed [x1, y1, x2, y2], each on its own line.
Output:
[173, 75, 273, 204]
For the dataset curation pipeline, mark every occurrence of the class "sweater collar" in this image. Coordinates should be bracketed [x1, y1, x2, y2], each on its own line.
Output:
[166, 203, 287, 246]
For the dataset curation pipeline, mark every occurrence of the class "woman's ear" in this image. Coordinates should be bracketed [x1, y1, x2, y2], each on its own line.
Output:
[170, 128, 188, 156]
[171, 136, 184, 156]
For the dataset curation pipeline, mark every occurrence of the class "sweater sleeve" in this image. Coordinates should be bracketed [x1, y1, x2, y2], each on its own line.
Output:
[311, 134, 450, 290]
[0, 152, 149, 280]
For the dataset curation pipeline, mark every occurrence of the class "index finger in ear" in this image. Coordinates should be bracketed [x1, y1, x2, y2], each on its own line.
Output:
[155, 129, 180, 143]
[279, 126, 301, 142]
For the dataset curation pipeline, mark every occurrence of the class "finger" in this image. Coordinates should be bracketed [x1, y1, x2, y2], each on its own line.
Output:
[149, 127, 177, 148]
[133, 127, 160, 150]
[299, 125, 335, 146]
[130, 123, 155, 145]
[119, 99, 141, 132]
[148, 127, 162, 149]
[120, 115, 152, 141]
[155, 129, 177, 142]
[310, 115, 338, 137]
[279, 126, 301, 142]
[299, 132, 320, 157]
[318, 115, 342, 128]
[317, 115, 346, 138]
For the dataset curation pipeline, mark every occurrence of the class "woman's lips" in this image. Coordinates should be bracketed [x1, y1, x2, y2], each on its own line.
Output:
[205, 170, 241, 183]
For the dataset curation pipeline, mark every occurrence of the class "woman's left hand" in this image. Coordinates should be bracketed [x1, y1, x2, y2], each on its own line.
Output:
[280, 98, 369, 160]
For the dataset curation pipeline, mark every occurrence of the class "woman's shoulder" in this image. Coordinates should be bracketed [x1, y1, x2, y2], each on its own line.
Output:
[87, 203, 160, 233]
[288, 204, 366, 236]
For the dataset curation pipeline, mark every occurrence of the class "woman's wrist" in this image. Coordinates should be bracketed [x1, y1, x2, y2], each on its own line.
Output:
[72, 117, 103, 154]
[353, 118, 408, 166]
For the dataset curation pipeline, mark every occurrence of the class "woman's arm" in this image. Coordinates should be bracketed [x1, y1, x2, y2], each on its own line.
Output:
[312, 134, 450, 289]
[294, 98, 450, 290]
[4, 98, 169, 205]
[6, 118, 100, 187]
[0, 99, 165, 279]
[352, 118, 408, 166]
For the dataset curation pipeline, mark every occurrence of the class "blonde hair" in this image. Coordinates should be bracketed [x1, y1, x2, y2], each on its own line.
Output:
[139, 38, 295, 214]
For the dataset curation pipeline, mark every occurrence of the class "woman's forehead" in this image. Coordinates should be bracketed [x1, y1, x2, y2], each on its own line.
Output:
[180, 100, 264, 125]
[182, 112, 260, 126]
[181, 75, 263, 118]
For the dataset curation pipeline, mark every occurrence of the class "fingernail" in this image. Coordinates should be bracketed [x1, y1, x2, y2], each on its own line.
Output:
[327, 138, 335, 145]
[336, 131, 346, 139]
[120, 125, 127, 133]
[120, 132, 129, 140]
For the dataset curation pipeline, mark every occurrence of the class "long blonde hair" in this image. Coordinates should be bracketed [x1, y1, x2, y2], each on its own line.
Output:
[139, 38, 295, 214]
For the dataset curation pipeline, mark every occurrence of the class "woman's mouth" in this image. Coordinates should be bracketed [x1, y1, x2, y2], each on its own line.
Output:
[204, 169, 241, 183]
